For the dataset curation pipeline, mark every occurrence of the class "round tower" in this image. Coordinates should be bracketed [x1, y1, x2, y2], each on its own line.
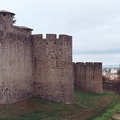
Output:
[0, 10, 15, 32]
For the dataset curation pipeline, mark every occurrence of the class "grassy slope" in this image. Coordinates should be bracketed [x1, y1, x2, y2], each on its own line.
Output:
[0, 90, 119, 120]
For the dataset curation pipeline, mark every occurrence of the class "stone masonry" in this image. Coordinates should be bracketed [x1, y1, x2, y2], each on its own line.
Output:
[0, 32, 33, 105]
[0, 10, 103, 105]
[32, 34, 74, 103]
[0, 10, 74, 104]
[74, 62, 103, 93]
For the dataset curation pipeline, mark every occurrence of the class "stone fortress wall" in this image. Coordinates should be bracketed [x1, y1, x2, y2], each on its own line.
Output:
[32, 34, 74, 103]
[0, 31, 33, 104]
[73, 62, 103, 93]
[13, 26, 32, 35]
[0, 10, 103, 105]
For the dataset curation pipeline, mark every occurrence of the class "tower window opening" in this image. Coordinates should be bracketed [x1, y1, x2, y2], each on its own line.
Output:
[3, 13, 6, 16]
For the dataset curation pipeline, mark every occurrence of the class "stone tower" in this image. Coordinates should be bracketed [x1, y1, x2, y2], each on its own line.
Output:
[32, 34, 74, 104]
[0, 10, 15, 32]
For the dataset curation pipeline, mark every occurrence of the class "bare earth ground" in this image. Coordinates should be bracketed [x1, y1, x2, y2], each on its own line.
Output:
[0, 90, 119, 120]
[112, 114, 120, 120]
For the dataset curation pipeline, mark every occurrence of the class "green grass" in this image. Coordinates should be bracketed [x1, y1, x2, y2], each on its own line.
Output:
[75, 90, 116, 109]
[95, 104, 120, 120]
[0, 90, 119, 120]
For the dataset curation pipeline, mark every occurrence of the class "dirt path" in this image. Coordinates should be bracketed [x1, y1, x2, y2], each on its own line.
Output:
[112, 114, 120, 120]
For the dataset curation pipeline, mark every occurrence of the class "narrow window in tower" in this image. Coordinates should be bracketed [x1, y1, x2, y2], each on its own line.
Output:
[3, 13, 6, 16]
[0, 25, 1, 30]
[56, 56, 58, 67]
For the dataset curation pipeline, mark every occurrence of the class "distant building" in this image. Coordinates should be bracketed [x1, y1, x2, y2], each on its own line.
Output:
[102, 68, 119, 81]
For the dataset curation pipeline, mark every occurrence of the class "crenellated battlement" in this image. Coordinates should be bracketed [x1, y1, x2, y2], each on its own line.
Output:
[74, 62, 103, 93]
[0, 31, 72, 41]
[75, 62, 102, 66]
[31, 34, 72, 41]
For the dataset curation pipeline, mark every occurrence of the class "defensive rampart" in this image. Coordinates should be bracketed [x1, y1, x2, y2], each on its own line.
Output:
[0, 31, 74, 104]
[74, 62, 103, 93]
[0, 30, 33, 104]
[32, 34, 74, 104]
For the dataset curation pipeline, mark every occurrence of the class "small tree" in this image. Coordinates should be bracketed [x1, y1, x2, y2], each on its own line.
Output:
[13, 17, 16, 24]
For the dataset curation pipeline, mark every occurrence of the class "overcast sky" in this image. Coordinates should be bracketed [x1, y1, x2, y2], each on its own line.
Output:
[0, 0, 120, 66]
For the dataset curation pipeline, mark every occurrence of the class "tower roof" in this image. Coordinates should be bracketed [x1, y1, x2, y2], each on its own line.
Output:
[0, 10, 15, 15]
[15, 26, 33, 31]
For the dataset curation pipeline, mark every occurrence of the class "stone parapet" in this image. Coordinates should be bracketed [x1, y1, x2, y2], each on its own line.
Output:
[74, 62, 103, 93]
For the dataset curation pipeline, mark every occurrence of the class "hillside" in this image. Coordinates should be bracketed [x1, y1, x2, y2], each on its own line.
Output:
[0, 90, 119, 120]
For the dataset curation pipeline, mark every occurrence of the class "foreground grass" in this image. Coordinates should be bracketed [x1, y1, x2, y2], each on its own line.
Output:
[0, 90, 119, 120]
[95, 104, 120, 120]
